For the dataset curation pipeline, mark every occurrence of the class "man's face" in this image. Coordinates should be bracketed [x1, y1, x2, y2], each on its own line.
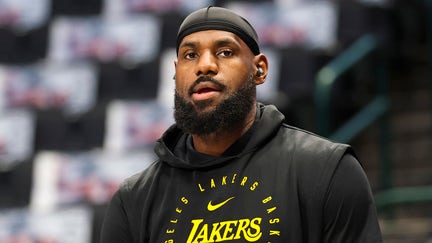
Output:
[174, 30, 258, 134]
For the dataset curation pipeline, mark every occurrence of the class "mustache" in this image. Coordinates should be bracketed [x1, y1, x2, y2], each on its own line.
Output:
[188, 75, 226, 95]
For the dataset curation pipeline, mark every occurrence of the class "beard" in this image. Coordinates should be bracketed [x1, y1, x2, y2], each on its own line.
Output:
[174, 74, 256, 135]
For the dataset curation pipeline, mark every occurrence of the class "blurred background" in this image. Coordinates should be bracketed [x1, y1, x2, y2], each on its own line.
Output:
[0, 0, 430, 242]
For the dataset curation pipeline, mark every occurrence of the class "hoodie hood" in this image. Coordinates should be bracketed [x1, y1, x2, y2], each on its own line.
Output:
[153, 103, 285, 169]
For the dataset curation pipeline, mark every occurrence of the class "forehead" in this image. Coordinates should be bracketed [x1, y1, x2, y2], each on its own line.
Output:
[179, 30, 247, 49]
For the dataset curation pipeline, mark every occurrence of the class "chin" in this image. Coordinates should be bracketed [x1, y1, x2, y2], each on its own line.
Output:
[193, 99, 218, 111]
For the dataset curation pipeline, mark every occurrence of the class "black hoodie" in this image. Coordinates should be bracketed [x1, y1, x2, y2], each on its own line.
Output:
[100, 104, 382, 243]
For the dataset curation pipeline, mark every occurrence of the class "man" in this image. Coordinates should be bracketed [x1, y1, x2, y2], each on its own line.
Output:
[100, 6, 382, 242]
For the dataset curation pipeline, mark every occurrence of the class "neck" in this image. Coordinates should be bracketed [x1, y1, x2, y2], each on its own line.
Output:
[191, 105, 256, 157]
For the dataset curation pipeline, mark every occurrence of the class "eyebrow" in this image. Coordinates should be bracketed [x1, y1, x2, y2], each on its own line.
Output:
[214, 38, 239, 48]
[179, 41, 197, 50]
[178, 37, 240, 51]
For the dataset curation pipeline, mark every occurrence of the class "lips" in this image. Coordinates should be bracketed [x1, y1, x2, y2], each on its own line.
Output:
[193, 82, 220, 93]
[190, 81, 223, 101]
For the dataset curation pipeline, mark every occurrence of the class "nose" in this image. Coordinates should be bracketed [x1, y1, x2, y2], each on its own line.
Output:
[195, 51, 218, 76]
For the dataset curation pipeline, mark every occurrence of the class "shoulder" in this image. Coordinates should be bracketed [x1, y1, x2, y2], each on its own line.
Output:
[323, 153, 382, 241]
[110, 160, 165, 217]
[278, 123, 352, 162]
[273, 124, 357, 193]
[117, 160, 162, 197]
[101, 161, 163, 242]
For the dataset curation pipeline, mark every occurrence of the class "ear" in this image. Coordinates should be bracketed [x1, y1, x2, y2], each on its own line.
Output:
[253, 54, 268, 85]
[173, 60, 178, 80]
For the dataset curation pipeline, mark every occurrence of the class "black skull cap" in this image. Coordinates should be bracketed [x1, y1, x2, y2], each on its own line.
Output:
[176, 6, 260, 55]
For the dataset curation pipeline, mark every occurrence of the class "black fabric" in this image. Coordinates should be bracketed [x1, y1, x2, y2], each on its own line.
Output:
[176, 6, 260, 55]
[34, 107, 105, 151]
[100, 104, 382, 242]
[51, 0, 103, 16]
[0, 25, 48, 64]
[0, 160, 33, 207]
[97, 60, 160, 102]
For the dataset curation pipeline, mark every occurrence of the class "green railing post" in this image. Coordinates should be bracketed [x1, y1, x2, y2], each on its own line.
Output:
[427, 0, 432, 83]
[375, 185, 432, 211]
[376, 59, 393, 192]
[315, 34, 378, 137]
[315, 1, 432, 213]
[426, 0, 432, 145]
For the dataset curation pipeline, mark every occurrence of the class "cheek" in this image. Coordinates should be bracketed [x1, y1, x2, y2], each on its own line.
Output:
[175, 65, 198, 92]
[223, 61, 253, 82]
[174, 76, 191, 97]
[227, 70, 254, 90]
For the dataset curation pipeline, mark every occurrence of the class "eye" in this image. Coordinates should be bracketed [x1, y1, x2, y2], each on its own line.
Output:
[184, 51, 198, 60]
[217, 49, 233, 57]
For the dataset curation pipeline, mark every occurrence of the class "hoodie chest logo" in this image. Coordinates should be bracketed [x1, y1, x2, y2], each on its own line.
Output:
[162, 172, 282, 242]
[207, 196, 235, 211]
